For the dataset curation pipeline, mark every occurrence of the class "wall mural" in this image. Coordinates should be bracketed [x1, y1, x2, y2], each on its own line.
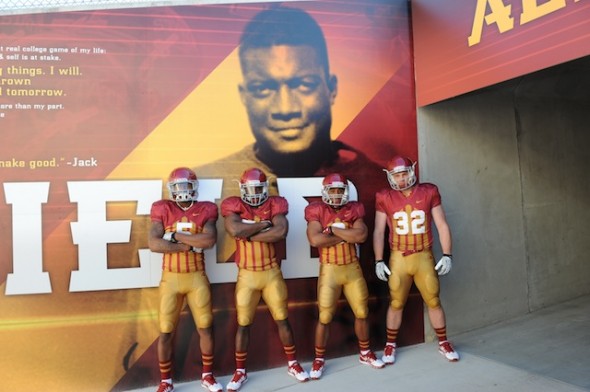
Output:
[0, 1, 418, 390]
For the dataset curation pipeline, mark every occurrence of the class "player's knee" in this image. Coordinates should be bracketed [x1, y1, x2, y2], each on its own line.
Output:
[319, 309, 334, 324]
[196, 314, 213, 329]
[271, 307, 288, 321]
[160, 320, 176, 333]
[352, 305, 368, 319]
[237, 315, 252, 326]
[237, 309, 254, 326]
[424, 296, 441, 308]
[390, 298, 405, 310]
[423, 275, 440, 308]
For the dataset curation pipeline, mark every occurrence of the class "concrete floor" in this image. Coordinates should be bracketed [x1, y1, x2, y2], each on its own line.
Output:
[128, 294, 590, 392]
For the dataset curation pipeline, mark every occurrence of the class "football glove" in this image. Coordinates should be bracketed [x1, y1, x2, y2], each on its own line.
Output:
[435, 255, 452, 276]
[375, 260, 391, 281]
[163, 232, 177, 243]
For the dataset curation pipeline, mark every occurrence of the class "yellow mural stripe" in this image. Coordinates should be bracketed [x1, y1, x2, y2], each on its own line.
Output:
[0, 310, 159, 331]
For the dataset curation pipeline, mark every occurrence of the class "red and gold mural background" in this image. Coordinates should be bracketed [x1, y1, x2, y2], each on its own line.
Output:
[0, 1, 419, 390]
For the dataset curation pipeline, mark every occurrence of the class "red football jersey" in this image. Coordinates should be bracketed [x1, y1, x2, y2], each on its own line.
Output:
[375, 183, 441, 252]
[221, 196, 288, 271]
[304, 201, 364, 265]
[150, 200, 218, 273]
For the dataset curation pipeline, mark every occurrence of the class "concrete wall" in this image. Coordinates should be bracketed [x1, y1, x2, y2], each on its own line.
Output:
[417, 56, 590, 334]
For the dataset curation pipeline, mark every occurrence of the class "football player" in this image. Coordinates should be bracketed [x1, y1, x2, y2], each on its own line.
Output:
[221, 167, 310, 391]
[148, 167, 222, 392]
[373, 156, 459, 365]
[305, 173, 385, 380]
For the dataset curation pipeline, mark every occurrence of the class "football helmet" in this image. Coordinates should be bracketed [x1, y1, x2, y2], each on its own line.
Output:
[321, 173, 349, 207]
[384, 156, 417, 191]
[240, 167, 269, 206]
[167, 167, 199, 202]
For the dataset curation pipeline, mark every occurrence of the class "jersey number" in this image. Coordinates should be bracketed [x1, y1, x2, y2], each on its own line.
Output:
[176, 222, 193, 232]
[393, 210, 426, 235]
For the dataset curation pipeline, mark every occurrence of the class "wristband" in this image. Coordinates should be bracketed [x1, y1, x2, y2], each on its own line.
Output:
[443, 253, 452, 258]
[170, 232, 178, 243]
[375, 259, 384, 264]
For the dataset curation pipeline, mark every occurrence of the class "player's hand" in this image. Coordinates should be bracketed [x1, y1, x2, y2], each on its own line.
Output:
[260, 220, 273, 232]
[435, 255, 452, 275]
[163, 232, 177, 243]
[331, 222, 346, 229]
[375, 260, 391, 281]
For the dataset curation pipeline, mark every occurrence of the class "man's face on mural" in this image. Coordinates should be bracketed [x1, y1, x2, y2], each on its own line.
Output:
[239, 45, 337, 155]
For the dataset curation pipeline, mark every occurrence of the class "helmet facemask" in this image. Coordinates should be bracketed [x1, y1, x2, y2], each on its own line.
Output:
[168, 178, 198, 202]
[240, 181, 268, 206]
[385, 163, 416, 191]
[322, 182, 349, 207]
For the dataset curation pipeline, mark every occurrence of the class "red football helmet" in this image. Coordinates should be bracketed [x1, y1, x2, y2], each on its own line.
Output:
[384, 156, 416, 191]
[240, 167, 269, 206]
[167, 167, 199, 202]
[321, 173, 349, 207]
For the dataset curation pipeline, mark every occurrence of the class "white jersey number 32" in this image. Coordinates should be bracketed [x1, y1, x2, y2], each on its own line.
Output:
[393, 210, 426, 235]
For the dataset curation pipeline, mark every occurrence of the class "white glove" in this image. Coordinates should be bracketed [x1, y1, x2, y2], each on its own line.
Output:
[435, 255, 452, 276]
[191, 247, 203, 253]
[163, 232, 177, 243]
[375, 260, 391, 281]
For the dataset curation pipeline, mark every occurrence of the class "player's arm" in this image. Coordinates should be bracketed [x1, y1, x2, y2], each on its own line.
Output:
[372, 211, 388, 260]
[373, 210, 391, 281]
[331, 218, 368, 244]
[432, 204, 452, 255]
[307, 220, 347, 248]
[148, 220, 190, 253]
[432, 204, 453, 275]
[174, 219, 217, 249]
[224, 212, 272, 240]
[250, 213, 288, 242]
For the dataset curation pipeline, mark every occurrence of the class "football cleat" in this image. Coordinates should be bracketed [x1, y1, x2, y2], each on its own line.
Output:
[287, 362, 310, 382]
[226, 370, 248, 392]
[359, 350, 385, 369]
[156, 381, 174, 392]
[438, 340, 460, 362]
[382, 343, 396, 365]
[201, 373, 222, 392]
[309, 359, 325, 380]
